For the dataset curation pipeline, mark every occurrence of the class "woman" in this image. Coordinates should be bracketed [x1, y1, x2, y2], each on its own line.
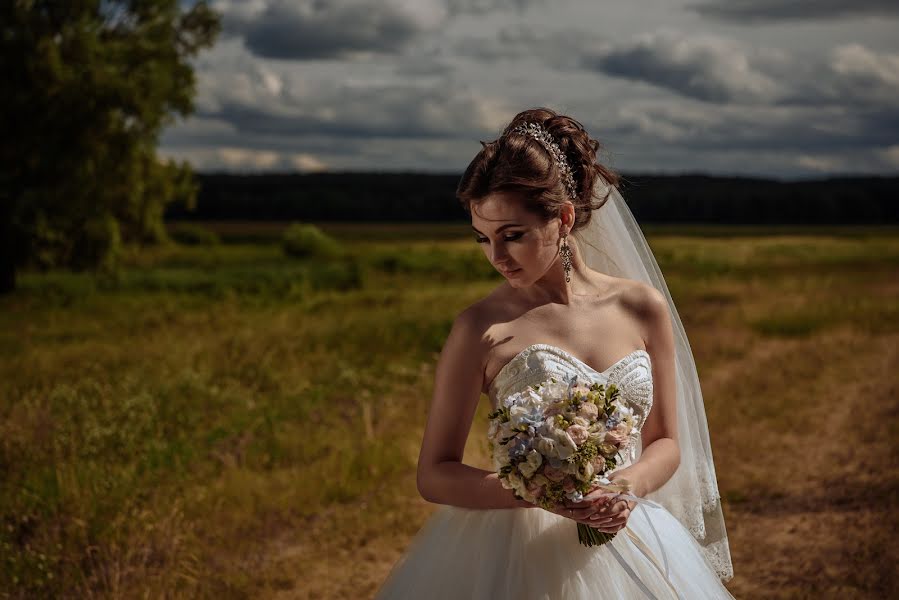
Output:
[374, 108, 734, 599]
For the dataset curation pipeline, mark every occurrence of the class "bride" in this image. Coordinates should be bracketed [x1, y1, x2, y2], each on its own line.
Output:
[374, 108, 735, 599]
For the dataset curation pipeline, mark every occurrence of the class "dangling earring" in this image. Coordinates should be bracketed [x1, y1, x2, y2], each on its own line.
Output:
[559, 232, 572, 283]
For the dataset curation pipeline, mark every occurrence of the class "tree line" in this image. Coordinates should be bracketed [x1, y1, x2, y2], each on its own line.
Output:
[166, 172, 899, 224]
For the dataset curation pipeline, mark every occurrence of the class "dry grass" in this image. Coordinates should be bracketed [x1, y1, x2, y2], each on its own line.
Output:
[1, 226, 897, 598]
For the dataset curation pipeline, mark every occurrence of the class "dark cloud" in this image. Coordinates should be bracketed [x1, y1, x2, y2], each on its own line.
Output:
[451, 26, 591, 68]
[193, 66, 506, 141]
[581, 32, 780, 104]
[446, 0, 543, 15]
[162, 3, 899, 176]
[786, 44, 899, 109]
[689, 0, 899, 23]
[225, 1, 427, 60]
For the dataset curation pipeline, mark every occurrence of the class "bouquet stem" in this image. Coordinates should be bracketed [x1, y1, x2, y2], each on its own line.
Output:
[577, 523, 616, 547]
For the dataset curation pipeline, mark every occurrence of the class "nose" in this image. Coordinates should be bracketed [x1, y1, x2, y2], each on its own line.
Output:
[490, 244, 510, 265]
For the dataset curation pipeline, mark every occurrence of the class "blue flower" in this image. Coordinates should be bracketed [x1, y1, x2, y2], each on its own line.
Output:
[508, 438, 529, 459]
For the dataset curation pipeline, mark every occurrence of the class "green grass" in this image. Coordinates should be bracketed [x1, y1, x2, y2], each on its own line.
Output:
[1, 224, 897, 597]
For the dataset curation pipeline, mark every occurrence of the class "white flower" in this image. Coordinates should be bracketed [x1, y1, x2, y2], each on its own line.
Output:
[518, 449, 543, 478]
[507, 470, 524, 492]
[552, 430, 577, 460]
[535, 436, 560, 459]
[493, 441, 511, 468]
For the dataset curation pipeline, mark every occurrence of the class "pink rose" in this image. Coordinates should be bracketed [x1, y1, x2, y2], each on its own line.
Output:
[591, 456, 607, 472]
[604, 430, 628, 447]
[562, 476, 577, 493]
[543, 464, 566, 482]
[526, 481, 545, 498]
[566, 424, 589, 446]
[577, 402, 598, 420]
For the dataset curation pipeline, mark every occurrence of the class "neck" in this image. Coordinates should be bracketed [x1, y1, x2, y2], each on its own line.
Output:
[515, 238, 594, 306]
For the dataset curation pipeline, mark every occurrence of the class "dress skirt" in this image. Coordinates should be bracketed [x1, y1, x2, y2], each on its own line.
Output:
[374, 501, 734, 599]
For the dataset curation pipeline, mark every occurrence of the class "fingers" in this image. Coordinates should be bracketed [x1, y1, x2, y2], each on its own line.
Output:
[586, 507, 631, 531]
[563, 491, 618, 510]
[602, 498, 636, 516]
[578, 489, 619, 505]
[563, 505, 599, 520]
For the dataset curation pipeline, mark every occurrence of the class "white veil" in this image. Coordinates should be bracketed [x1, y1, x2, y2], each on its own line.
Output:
[571, 177, 734, 582]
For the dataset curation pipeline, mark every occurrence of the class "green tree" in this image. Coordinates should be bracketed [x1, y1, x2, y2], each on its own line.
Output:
[0, 0, 220, 293]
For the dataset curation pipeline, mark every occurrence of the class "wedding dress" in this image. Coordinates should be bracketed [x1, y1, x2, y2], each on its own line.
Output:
[374, 343, 735, 599]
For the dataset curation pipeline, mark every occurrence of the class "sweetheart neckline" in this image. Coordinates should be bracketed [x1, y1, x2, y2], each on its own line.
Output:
[486, 343, 650, 394]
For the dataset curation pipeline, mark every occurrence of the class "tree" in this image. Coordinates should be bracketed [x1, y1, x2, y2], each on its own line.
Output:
[0, 0, 220, 293]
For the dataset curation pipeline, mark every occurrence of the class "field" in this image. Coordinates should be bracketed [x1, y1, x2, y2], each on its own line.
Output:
[2, 222, 897, 599]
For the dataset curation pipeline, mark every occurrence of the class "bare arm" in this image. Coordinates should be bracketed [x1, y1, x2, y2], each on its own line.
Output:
[416, 309, 534, 510]
[610, 284, 681, 498]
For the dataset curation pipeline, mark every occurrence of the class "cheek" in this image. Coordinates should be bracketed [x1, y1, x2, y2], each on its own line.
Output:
[516, 240, 557, 271]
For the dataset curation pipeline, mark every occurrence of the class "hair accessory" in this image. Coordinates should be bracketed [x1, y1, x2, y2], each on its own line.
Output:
[510, 122, 578, 200]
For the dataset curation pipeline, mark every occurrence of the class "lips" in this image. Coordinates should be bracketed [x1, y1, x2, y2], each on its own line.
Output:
[500, 268, 521, 276]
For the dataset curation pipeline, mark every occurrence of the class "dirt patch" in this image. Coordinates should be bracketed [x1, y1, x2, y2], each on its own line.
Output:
[719, 331, 899, 599]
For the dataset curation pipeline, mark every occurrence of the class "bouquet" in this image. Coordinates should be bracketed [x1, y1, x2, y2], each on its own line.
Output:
[487, 375, 636, 547]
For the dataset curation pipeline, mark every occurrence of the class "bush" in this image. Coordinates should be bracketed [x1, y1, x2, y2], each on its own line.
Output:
[72, 214, 122, 272]
[168, 223, 221, 246]
[282, 223, 341, 259]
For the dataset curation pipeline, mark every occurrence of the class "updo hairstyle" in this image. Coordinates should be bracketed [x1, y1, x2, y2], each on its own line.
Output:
[456, 107, 619, 234]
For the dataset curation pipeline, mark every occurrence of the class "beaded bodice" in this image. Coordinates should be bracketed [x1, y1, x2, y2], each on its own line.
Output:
[487, 344, 654, 465]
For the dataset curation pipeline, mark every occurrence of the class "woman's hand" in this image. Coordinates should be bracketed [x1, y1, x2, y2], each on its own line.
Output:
[563, 474, 643, 531]
[552, 485, 620, 528]
[585, 495, 637, 533]
[584, 473, 642, 533]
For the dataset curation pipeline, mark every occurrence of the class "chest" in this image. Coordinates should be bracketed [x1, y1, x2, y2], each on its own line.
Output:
[483, 303, 643, 387]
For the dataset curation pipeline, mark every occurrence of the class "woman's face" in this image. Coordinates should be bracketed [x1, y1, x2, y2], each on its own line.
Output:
[471, 191, 562, 287]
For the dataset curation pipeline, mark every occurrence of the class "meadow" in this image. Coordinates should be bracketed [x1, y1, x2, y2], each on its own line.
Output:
[1, 222, 897, 599]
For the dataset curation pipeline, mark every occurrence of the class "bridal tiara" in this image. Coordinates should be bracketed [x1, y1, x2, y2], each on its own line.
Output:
[509, 122, 578, 200]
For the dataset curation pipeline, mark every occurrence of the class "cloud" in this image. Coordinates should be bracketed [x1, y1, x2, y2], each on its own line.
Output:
[219, 0, 446, 60]
[290, 153, 329, 172]
[775, 44, 899, 121]
[162, 4, 898, 177]
[191, 62, 511, 141]
[215, 0, 547, 61]
[218, 147, 282, 169]
[688, 0, 899, 23]
[880, 146, 899, 168]
[451, 26, 594, 68]
[823, 44, 899, 105]
[582, 31, 782, 103]
[446, 0, 543, 15]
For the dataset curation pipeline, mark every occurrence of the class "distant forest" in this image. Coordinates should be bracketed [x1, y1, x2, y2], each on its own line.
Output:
[165, 173, 899, 224]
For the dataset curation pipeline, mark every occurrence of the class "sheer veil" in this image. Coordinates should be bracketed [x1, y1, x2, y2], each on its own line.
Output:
[571, 177, 734, 582]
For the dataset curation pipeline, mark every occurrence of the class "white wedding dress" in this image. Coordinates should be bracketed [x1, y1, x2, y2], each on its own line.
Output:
[374, 344, 735, 599]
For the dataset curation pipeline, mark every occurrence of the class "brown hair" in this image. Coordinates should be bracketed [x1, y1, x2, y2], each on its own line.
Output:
[456, 107, 619, 233]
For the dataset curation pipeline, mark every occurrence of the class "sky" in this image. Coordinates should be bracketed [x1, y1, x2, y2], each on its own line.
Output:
[159, 0, 899, 179]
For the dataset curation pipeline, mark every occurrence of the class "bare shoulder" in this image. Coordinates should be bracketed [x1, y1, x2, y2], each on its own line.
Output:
[460, 283, 515, 328]
[617, 278, 667, 316]
[442, 294, 496, 365]
[596, 274, 669, 334]
[608, 278, 671, 352]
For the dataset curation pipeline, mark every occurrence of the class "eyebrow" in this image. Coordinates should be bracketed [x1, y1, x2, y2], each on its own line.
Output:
[471, 223, 523, 235]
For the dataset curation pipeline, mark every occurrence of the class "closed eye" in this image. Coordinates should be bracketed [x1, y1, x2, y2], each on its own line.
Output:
[475, 232, 524, 243]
